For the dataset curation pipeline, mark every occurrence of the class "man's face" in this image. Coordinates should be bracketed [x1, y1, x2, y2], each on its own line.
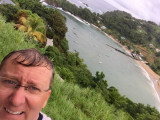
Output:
[0, 59, 52, 120]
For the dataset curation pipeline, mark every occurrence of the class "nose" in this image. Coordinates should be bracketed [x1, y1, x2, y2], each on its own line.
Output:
[9, 87, 26, 107]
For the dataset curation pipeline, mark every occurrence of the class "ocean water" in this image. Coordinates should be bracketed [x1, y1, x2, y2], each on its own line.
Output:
[57, 10, 160, 110]
[44, 1, 160, 110]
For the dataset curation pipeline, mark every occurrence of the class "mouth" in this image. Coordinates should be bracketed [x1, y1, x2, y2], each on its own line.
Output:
[4, 107, 24, 115]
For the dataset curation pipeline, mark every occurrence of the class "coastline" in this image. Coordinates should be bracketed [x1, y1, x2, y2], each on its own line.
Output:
[89, 24, 160, 107]
[103, 31, 160, 109]
[43, 1, 160, 109]
[91, 23, 160, 104]
[138, 61, 160, 98]
[138, 61, 160, 111]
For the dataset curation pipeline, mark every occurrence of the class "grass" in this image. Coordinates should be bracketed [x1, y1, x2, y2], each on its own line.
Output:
[0, 14, 133, 120]
[0, 14, 35, 62]
[43, 73, 133, 120]
[136, 45, 155, 63]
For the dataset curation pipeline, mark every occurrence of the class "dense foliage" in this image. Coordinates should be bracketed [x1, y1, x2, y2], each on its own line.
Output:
[101, 11, 160, 46]
[43, 75, 132, 120]
[14, 10, 47, 45]
[46, 0, 100, 24]
[0, 14, 36, 62]
[0, 4, 18, 22]
[1, 0, 160, 119]
[101, 10, 160, 75]
[14, 0, 68, 52]
[45, 0, 160, 75]
[0, 13, 132, 120]
[44, 45, 160, 120]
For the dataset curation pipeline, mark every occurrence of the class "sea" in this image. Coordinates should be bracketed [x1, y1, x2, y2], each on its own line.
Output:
[43, 1, 160, 111]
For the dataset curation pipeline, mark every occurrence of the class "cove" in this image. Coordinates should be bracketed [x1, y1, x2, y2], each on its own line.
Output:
[55, 9, 160, 110]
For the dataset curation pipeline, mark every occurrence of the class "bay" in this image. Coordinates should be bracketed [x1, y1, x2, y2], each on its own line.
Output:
[58, 10, 160, 110]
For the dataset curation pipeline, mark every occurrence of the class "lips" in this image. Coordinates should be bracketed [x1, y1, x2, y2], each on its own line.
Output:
[4, 107, 24, 115]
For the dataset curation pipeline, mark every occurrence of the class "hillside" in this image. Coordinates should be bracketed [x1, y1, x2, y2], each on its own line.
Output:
[0, 14, 132, 120]
[45, 0, 160, 75]
[1, 0, 160, 119]
[43, 73, 132, 120]
[101, 11, 160, 75]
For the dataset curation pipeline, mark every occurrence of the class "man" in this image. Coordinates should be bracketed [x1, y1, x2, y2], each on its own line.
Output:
[0, 48, 54, 120]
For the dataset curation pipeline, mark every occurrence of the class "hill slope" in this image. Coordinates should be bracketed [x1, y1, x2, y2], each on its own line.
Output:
[43, 73, 133, 120]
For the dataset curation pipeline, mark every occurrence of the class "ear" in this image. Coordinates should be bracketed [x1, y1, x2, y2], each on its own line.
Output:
[42, 90, 51, 108]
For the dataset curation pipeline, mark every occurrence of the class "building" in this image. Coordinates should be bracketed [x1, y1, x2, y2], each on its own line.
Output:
[101, 26, 106, 29]
[156, 48, 160, 53]
[149, 44, 155, 49]
[121, 36, 125, 40]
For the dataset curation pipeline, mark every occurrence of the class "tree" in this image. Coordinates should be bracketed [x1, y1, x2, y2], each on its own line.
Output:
[0, 4, 18, 22]
[14, 0, 68, 46]
[56, 67, 75, 83]
[78, 8, 93, 23]
[14, 10, 47, 46]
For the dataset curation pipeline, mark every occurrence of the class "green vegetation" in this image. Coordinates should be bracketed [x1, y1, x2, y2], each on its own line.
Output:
[44, 46, 160, 120]
[14, 10, 47, 45]
[101, 11, 160, 75]
[0, 13, 132, 120]
[15, 0, 68, 52]
[1, 0, 160, 119]
[43, 74, 132, 120]
[0, 14, 36, 62]
[0, 4, 18, 22]
[46, 0, 100, 24]
[46, 0, 160, 75]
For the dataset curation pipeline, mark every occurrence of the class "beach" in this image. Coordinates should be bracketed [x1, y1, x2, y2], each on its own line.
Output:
[104, 31, 160, 109]
[46, 5, 160, 108]
[91, 25, 160, 102]
[138, 61, 160, 99]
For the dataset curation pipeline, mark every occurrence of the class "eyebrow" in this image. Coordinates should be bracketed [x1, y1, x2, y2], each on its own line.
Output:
[1, 74, 38, 85]
[0, 72, 18, 78]
[25, 80, 37, 86]
[1, 74, 19, 80]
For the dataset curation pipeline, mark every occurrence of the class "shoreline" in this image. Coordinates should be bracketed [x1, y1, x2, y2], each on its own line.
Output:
[103, 31, 160, 110]
[43, 2, 160, 110]
[58, 8, 160, 107]
[138, 61, 160, 111]
[90, 23, 160, 107]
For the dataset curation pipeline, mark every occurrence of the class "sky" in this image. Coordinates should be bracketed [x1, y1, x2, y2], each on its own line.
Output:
[104, 0, 160, 25]
[68, 0, 160, 25]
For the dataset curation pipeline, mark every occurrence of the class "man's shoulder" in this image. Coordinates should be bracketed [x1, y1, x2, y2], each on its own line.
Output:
[39, 112, 51, 120]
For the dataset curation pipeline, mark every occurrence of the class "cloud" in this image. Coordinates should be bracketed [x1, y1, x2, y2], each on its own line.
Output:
[104, 0, 160, 24]
[68, 0, 160, 24]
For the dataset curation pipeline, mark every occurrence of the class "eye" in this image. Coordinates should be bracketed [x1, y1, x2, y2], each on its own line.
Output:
[30, 86, 40, 91]
[3, 80, 16, 85]
[28, 86, 41, 94]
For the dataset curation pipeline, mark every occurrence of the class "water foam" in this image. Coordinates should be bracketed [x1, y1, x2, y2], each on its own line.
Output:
[39, 0, 48, 6]
[137, 63, 160, 111]
[57, 8, 90, 25]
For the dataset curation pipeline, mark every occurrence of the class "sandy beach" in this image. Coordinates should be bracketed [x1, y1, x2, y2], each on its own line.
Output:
[104, 31, 160, 106]
[45, 0, 160, 106]
[81, 24, 160, 106]
[138, 61, 160, 98]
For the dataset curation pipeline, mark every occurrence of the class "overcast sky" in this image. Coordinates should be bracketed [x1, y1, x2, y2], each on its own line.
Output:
[104, 0, 160, 25]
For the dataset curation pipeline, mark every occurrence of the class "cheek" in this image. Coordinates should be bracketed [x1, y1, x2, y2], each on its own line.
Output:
[0, 90, 10, 101]
[27, 95, 49, 111]
[0, 91, 10, 108]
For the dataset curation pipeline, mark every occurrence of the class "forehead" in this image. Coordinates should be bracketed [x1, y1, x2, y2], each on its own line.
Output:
[0, 58, 52, 86]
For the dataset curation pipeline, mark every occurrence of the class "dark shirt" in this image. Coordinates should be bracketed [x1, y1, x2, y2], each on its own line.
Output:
[38, 112, 43, 120]
[37, 112, 51, 120]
